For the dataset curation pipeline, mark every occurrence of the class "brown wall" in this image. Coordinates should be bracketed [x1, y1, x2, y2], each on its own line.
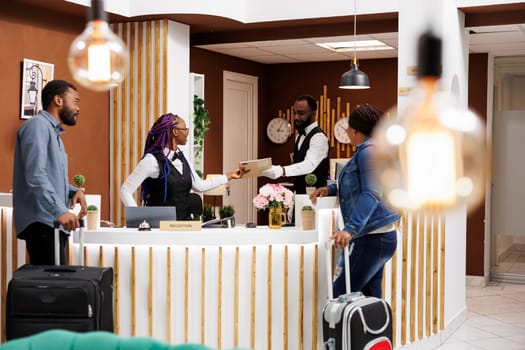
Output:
[0, 3, 111, 219]
[190, 47, 268, 174]
[264, 59, 398, 166]
[466, 53, 489, 276]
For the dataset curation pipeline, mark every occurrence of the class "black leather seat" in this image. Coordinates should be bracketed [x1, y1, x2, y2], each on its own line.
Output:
[186, 193, 203, 220]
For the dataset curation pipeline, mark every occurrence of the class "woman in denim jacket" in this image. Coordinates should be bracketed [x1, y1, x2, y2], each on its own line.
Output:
[310, 104, 399, 298]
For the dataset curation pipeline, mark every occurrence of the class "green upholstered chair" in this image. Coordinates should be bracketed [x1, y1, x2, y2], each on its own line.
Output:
[0, 329, 248, 350]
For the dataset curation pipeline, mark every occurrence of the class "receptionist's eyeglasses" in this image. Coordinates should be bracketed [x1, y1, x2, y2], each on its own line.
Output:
[174, 127, 189, 132]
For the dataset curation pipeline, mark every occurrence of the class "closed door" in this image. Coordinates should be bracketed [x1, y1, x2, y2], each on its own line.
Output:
[223, 71, 258, 224]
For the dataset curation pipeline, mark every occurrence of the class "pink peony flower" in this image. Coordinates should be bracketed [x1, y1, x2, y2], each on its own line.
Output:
[252, 183, 294, 210]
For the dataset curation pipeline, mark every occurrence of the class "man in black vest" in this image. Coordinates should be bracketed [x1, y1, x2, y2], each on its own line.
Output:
[262, 95, 330, 194]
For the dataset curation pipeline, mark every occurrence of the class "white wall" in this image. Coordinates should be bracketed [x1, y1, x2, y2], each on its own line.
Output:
[166, 20, 191, 156]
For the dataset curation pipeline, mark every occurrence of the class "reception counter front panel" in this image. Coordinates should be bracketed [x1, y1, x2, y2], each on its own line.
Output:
[71, 227, 322, 349]
[1, 200, 467, 349]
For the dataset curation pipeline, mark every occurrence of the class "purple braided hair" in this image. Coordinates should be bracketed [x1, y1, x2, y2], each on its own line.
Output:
[141, 113, 181, 204]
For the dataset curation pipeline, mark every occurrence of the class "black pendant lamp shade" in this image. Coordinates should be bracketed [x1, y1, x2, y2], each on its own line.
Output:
[339, 62, 370, 89]
[339, 0, 370, 90]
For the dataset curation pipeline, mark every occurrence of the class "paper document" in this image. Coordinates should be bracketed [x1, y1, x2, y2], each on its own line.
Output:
[239, 157, 272, 178]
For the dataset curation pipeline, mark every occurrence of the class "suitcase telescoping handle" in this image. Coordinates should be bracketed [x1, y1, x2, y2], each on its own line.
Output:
[325, 209, 352, 300]
[53, 219, 85, 265]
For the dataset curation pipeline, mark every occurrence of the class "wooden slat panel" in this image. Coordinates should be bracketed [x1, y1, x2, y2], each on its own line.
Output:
[410, 213, 417, 342]
[234, 247, 240, 347]
[267, 245, 272, 350]
[112, 79, 120, 224]
[432, 213, 439, 334]
[217, 247, 222, 349]
[439, 215, 446, 330]
[99, 245, 104, 267]
[148, 247, 153, 336]
[400, 213, 409, 345]
[163, 19, 168, 113]
[120, 23, 128, 226]
[114, 247, 119, 334]
[11, 218, 17, 274]
[201, 247, 206, 344]
[311, 244, 318, 350]
[417, 212, 424, 340]
[425, 214, 432, 336]
[131, 246, 136, 336]
[137, 22, 145, 178]
[250, 246, 257, 349]
[166, 247, 171, 342]
[298, 246, 304, 350]
[129, 22, 136, 173]
[154, 20, 160, 120]
[184, 246, 189, 342]
[283, 245, 289, 350]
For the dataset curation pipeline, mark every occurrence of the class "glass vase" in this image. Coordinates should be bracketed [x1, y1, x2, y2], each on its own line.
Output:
[268, 205, 285, 229]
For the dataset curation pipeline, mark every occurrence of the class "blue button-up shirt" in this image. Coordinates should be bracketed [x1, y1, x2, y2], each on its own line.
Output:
[13, 111, 77, 235]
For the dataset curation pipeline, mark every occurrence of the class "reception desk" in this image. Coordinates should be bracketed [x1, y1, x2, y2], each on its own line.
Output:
[1, 195, 467, 349]
[71, 226, 323, 349]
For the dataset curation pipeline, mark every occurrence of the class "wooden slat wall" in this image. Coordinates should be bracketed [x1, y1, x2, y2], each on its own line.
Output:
[110, 20, 167, 226]
[389, 211, 446, 348]
[277, 85, 353, 160]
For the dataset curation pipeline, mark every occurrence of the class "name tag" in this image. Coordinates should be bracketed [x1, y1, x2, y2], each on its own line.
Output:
[160, 220, 201, 231]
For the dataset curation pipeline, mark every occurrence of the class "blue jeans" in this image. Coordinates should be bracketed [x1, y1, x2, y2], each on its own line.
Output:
[333, 230, 397, 298]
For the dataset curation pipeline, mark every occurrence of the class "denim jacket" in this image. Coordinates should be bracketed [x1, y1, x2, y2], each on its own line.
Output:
[327, 137, 399, 239]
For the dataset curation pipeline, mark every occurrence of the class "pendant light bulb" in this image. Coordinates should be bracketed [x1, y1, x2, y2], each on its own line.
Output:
[371, 31, 487, 213]
[339, 0, 370, 89]
[68, 0, 129, 91]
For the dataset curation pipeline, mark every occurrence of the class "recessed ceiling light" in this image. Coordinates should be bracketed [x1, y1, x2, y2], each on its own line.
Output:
[317, 40, 394, 52]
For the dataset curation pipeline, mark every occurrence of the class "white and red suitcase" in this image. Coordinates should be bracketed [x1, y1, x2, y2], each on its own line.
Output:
[322, 212, 393, 350]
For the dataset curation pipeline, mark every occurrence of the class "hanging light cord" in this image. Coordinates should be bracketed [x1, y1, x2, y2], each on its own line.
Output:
[353, 0, 357, 65]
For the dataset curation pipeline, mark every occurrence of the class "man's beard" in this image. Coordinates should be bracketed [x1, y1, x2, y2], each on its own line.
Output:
[60, 108, 77, 126]
[294, 114, 313, 131]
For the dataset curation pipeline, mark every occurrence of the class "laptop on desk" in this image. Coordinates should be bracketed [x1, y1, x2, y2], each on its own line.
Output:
[124, 206, 177, 228]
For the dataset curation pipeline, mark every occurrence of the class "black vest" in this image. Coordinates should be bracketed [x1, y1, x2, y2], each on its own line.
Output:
[292, 126, 329, 194]
[144, 152, 192, 220]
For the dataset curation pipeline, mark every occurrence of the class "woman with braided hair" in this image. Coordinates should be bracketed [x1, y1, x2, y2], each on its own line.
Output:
[120, 113, 244, 220]
[309, 104, 399, 298]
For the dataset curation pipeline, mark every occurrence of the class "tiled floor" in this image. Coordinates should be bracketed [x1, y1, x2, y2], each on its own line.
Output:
[436, 250, 525, 349]
[492, 245, 525, 274]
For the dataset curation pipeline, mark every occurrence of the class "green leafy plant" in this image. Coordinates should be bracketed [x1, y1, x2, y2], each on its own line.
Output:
[302, 205, 314, 211]
[87, 204, 98, 211]
[73, 174, 86, 187]
[305, 173, 317, 186]
[193, 95, 211, 178]
[219, 205, 235, 219]
[202, 203, 214, 222]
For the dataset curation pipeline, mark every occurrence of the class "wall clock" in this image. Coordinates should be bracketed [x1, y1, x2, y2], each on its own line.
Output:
[266, 117, 291, 144]
[334, 117, 350, 144]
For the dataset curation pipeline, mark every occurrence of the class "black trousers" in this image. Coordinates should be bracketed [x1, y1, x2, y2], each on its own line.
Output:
[18, 222, 68, 265]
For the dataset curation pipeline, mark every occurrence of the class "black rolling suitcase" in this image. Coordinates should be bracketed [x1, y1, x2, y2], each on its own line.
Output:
[6, 220, 114, 340]
[322, 211, 393, 350]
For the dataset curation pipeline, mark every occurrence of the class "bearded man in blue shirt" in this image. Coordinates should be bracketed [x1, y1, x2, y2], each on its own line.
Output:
[13, 80, 87, 265]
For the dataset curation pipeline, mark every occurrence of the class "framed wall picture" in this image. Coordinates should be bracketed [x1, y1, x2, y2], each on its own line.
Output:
[21, 58, 54, 119]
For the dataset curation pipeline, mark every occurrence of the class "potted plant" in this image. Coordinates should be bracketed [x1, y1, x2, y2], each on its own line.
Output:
[219, 204, 235, 219]
[193, 95, 211, 179]
[301, 205, 315, 230]
[305, 173, 317, 195]
[219, 204, 235, 227]
[202, 203, 214, 222]
[73, 174, 86, 192]
[86, 204, 98, 230]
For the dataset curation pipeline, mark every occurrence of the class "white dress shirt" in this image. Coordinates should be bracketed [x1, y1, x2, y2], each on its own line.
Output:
[120, 148, 227, 206]
[283, 122, 329, 177]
